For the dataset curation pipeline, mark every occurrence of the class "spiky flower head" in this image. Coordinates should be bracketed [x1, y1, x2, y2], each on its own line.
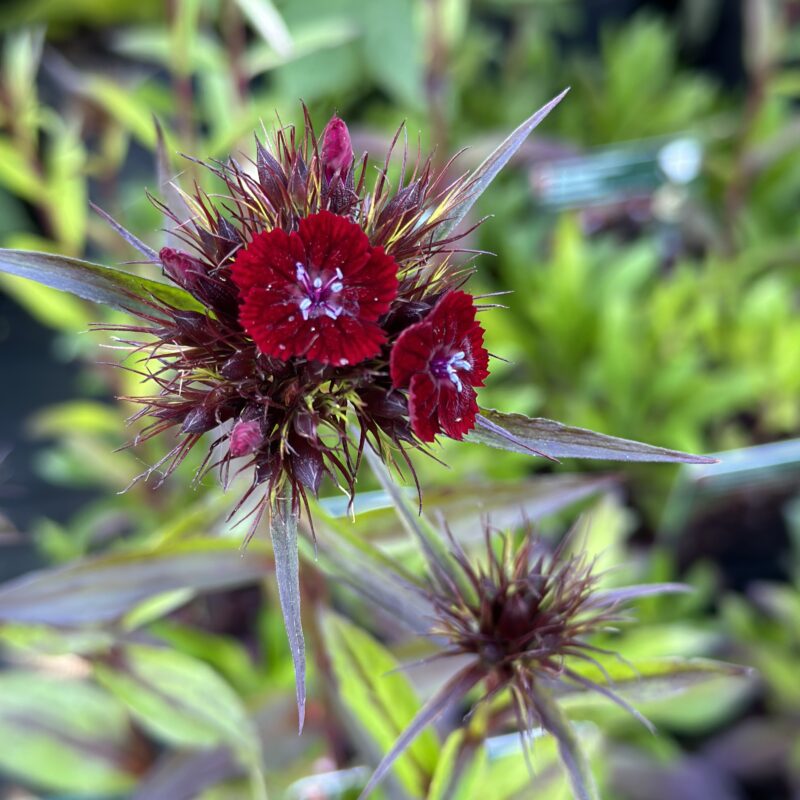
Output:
[110, 105, 504, 529]
[359, 520, 686, 797]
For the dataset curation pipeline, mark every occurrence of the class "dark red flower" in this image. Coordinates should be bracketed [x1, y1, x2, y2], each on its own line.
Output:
[231, 211, 399, 366]
[390, 291, 489, 442]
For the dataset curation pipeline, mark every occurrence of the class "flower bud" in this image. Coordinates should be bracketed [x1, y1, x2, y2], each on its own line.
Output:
[220, 352, 254, 381]
[291, 436, 324, 495]
[229, 419, 263, 457]
[181, 405, 217, 434]
[160, 247, 205, 290]
[321, 116, 353, 183]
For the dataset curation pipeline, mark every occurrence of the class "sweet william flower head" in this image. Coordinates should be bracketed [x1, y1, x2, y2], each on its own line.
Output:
[106, 105, 505, 524]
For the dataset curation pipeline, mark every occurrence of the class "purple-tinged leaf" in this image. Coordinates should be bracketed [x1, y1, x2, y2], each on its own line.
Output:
[469, 410, 718, 464]
[532, 683, 600, 800]
[131, 748, 239, 800]
[586, 583, 691, 608]
[0, 249, 203, 314]
[563, 667, 655, 734]
[270, 491, 306, 733]
[312, 535, 432, 636]
[0, 539, 271, 626]
[359, 662, 484, 799]
[320, 475, 616, 546]
[435, 89, 569, 240]
[472, 412, 559, 461]
[363, 447, 452, 567]
[556, 657, 755, 706]
[90, 203, 159, 261]
[155, 117, 194, 250]
[362, 446, 473, 601]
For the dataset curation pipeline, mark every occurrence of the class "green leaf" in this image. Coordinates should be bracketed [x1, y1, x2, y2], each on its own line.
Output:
[427, 729, 488, 800]
[361, 0, 424, 108]
[244, 20, 357, 76]
[149, 620, 262, 695]
[0, 672, 136, 795]
[0, 136, 45, 200]
[0, 249, 203, 313]
[29, 400, 123, 437]
[235, 0, 293, 56]
[322, 612, 442, 797]
[478, 725, 602, 800]
[94, 643, 261, 768]
[0, 538, 272, 626]
[270, 491, 306, 732]
[469, 410, 718, 464]
[170, 0, 202, 77]
[559, 657, 756, 736]
[0, 622, 115, 656]
[43, 117, 88, 252]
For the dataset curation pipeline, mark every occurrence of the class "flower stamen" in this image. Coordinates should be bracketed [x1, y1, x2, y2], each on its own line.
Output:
[295, 262, 345, 320]
[431, 350, 472, 391]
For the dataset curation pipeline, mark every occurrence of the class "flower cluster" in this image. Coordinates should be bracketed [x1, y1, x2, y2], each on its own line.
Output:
[116, 109, 493, 523]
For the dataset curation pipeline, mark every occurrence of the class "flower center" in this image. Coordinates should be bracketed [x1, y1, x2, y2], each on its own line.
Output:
[295, 262, 344, 320]
[430, 350, 472, 391]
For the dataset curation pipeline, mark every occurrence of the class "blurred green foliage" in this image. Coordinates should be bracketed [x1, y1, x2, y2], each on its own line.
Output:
[0, 0, 799, 798]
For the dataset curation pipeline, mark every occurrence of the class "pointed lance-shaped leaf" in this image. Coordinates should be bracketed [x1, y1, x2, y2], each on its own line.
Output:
[555, 657, 756, 705]
[585, 583, 691, 609]
[154, 116, 194, 250]
[468, 410, 718, 464]
[90, 203, 159, 262]
[532, 682, 600, 800]
[0, 539, 272, 627]
[0, 250, 203, 314]
[434, 88, 569, 240]
[359, 662, 485, 799]
[270, 490, 306, 733]
[362, 446, 472, 600]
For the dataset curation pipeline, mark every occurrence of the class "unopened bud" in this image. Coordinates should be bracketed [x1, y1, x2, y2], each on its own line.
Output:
[160, 247, 205, 290]
[229, 419, 263, 457]
[321, 116, 353, 183]
[181, 405, 217, 435]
